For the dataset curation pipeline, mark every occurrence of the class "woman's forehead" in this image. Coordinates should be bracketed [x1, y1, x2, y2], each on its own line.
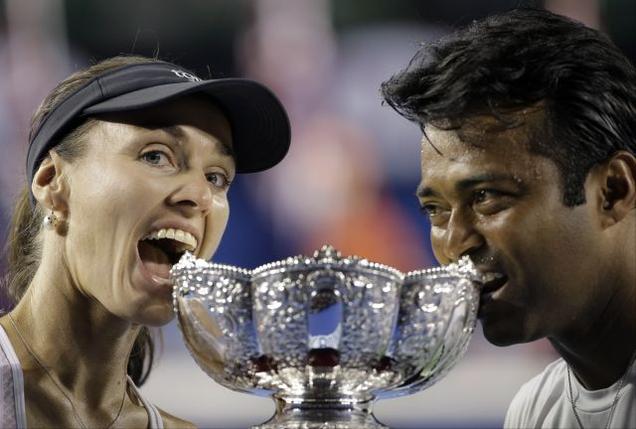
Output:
[90, 96, 233, 149]
[89, 121, 232, 158]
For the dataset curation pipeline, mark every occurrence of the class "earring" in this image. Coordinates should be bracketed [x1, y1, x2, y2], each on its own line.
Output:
[43, 211, 58, 230]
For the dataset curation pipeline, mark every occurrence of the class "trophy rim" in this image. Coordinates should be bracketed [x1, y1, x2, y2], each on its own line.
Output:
[251, 245, 404, 281]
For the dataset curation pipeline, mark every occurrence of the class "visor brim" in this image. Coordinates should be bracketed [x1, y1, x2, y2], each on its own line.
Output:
[84, 79, 290, 173]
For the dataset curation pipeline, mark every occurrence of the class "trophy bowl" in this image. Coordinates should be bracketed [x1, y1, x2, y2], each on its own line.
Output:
[171, 245, 480, 429]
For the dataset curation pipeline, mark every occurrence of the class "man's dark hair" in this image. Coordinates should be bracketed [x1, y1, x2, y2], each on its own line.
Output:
[381, 8, 636, 206]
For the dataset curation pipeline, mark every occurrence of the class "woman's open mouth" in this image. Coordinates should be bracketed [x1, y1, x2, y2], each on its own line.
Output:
[137, 228, 198, 280]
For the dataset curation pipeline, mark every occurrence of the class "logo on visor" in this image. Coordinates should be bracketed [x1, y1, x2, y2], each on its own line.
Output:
[170, 69, 201, 82]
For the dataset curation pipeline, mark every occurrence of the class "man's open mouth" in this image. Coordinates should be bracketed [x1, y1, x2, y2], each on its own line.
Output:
[137, 228, 198, 279]
[479, 272, 508, 296]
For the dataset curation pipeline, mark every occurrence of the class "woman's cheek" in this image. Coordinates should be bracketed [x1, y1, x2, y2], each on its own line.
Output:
[199, 193, 230, 260]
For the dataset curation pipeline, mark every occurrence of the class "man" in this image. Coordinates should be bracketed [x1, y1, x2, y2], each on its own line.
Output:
[381, 8, 635, 429]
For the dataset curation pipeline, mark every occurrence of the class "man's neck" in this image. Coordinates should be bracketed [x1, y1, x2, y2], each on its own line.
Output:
[550, 273, 636, 390]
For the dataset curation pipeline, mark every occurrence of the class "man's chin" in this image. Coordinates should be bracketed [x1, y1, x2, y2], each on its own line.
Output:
[480, 319, 531, 347]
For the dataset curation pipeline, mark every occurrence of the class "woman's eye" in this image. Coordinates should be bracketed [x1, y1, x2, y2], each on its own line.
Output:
[141, 150, 172, 166]
[206, 172, 231, 189]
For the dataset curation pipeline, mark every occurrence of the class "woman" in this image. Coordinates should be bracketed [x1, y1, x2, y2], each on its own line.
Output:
[0, 55, 290, 428]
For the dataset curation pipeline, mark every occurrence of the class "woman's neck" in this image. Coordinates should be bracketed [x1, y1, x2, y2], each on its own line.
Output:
[7, 253, 139, 408]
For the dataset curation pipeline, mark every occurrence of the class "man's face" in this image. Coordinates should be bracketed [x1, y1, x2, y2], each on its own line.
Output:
[417, 114, 607, 346]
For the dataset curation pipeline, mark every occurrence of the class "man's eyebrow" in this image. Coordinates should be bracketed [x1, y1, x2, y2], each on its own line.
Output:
[160, 125, 235, 158]
[455, 173, 521, 191]
[416, 173, 522, 198]
[416, 184, 439, 199]
[455, 173, 523, 191]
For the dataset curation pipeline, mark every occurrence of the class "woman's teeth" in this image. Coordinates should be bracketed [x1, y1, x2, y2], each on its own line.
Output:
[142, 228, 198, 252]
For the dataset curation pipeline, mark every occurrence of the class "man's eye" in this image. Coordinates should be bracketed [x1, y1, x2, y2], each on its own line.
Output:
[473, 189, 501, 204]
[472, 189, 514, 215]
[206, 172, 231, 189]
[420, 203, 449, 226]
[420, 204, 446, 218]
[141, 150, 171, 166]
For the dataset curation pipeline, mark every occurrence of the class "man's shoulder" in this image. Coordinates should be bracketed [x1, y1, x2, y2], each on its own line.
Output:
[504, 358, 566, 428]
[517, 358, 566, 397]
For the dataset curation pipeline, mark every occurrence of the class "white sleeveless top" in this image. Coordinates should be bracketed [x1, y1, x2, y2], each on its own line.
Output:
[0, 326, 164, 429]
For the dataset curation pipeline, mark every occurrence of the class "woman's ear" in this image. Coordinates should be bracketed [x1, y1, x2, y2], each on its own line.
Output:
[597, 151, 636, 228]
[31, 151, 70, 214]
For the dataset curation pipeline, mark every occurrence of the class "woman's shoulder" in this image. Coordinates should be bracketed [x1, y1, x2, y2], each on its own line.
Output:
[0, 317, 19, 363]
[157, 408, 197, 429]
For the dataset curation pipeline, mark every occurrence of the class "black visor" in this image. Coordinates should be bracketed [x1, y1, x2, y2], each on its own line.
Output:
[27, 61, 291, 202]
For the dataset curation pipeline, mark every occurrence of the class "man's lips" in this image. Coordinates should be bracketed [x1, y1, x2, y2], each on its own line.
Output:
[479, 274, 508, 295]
[477, 274, 508, 318]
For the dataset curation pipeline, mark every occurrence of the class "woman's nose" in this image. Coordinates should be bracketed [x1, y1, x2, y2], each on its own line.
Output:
[166, 173, 213, 216]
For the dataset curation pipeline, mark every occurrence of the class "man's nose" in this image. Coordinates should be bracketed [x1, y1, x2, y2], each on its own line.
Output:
[443, 209, 483, 262]
[166, 172, 213, 216]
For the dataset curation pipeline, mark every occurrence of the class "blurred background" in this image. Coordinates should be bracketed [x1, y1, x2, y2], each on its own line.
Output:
[0, 0, 633, 427]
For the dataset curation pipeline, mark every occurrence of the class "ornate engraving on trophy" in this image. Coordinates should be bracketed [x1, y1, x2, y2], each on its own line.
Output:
[172, 245, 481, 429]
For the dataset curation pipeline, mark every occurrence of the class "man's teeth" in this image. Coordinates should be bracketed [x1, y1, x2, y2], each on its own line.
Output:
[481, 272, 504, 283]
[142, 228, 198, 252]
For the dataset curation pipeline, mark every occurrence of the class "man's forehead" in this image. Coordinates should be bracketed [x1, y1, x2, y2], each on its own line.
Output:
[423, 104, 546, 149]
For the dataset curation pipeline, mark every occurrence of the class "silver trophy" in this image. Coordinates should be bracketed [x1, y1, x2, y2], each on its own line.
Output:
[171, 245, 480, 429]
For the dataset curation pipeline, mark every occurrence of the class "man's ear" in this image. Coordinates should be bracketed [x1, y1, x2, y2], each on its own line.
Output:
[596, 151, 636, 228]
[31, 151, 69, 214]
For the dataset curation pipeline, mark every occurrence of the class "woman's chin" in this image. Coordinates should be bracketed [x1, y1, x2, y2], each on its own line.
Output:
[129, 302, 176, 327]
[126, 300, 175, 327]
[127, 261, 176, 326]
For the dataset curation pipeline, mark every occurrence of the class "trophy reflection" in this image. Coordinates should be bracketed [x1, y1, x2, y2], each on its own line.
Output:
[171, 245, 480, 429]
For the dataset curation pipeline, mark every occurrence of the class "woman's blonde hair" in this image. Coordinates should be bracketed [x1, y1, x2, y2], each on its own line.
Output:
[4, 55, 166, 385]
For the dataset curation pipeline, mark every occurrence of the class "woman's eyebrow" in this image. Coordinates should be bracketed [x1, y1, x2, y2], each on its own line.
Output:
[160, 125, 235, 158]
[216, 141, 235, 158]
[161, 125, 186, 139]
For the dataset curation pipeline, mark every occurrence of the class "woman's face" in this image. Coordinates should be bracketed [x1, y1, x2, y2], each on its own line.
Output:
[59, 96, 235, 326]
